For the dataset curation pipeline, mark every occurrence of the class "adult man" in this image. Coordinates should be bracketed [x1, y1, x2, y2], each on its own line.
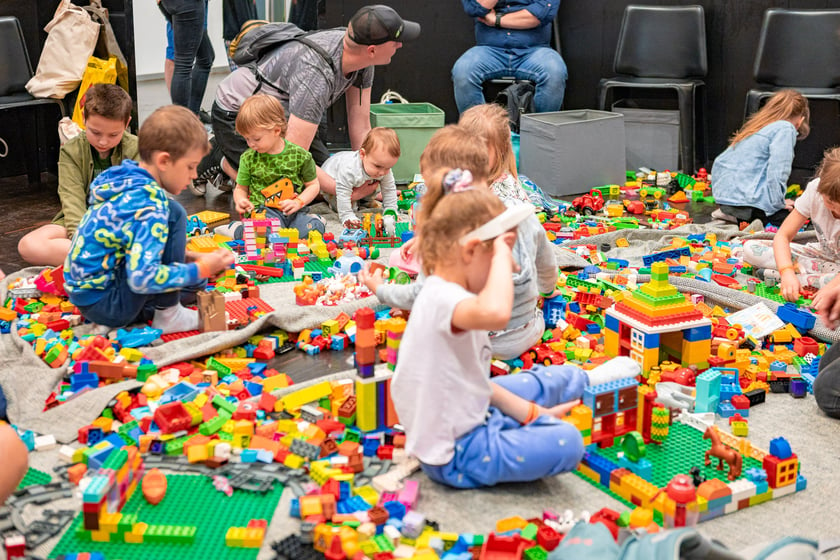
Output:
[197, 4, 420, 197]
[452, 0, 566, 115]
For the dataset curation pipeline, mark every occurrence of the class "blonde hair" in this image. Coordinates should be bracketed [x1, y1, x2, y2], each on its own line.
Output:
[236, 94, 288, 136]
[816, 147, 840, 202]
[459, 103, 517, 180]
[731, 89, 810, 145]
[417, 126, 504, 275]
[138, 105, 209, 163]
[361, 127, 400, 157]
[419, 125, 489, 184]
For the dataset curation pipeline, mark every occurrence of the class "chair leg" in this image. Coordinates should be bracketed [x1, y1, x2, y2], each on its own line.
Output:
[677, 88, 695, 173]
[598, 85, 611, 112]
[18, 108, 40, 184]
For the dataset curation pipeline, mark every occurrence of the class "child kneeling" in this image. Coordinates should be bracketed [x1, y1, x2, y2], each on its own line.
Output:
[64, 106, 235, 334]
[218, 94, 325, 239]
[392, 164, 639, 489]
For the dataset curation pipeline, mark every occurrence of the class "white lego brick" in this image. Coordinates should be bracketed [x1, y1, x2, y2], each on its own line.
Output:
[34, 434, 58, 450]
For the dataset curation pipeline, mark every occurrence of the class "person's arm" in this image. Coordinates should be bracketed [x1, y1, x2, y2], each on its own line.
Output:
[278, 178, 320, 215]
[233, 151, 255, 215]
[479, 8, 541, 29]
[57, 142, 90, 238]
[490, 383, 580, 423]
[526, 216, 558, 294]
[335, 175, 360, 227]
[766, 126, 798, 211]
[463, 0, 495, 17]
[379, 171, 399, 213]
[773, 209, 809, 301]
[361, 267, 425, 310]
[345, 86, 372, 151]
[452, 233, 516, 332]
[0, 424, 28, 505]
[285, 115, 319, 153]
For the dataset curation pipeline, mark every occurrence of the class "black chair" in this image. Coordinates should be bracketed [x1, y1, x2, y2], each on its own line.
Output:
[745, 8, 840, 117]
[597, 5, 707, 173]
[0, 16, 66, 183]
[482, 15, 563, 106]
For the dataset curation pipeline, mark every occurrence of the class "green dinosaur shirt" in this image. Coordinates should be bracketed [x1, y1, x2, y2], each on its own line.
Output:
[236, 140, 317, 209]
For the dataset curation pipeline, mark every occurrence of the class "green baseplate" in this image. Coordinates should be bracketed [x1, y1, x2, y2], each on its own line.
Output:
[17, 467, 52, 490]
[574, 422, 782, 524]
[49, 474, 283, 560]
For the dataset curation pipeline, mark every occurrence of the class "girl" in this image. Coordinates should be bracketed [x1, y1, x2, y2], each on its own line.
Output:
[711, 89, 810, 227]
[741, 148, 840, 303]
[390, 128, 639, 489]
[364, 120, 554, 359]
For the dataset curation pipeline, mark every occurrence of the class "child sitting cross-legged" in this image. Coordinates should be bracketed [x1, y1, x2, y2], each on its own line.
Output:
[64, 105, 235, 334]
[390, 151, 639, 488]
[321, 127, 400, 229]
[215, 94, 325, 239]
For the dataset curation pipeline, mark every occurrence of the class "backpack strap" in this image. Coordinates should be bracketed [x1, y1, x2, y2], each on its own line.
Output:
[249, 33, 337, 96]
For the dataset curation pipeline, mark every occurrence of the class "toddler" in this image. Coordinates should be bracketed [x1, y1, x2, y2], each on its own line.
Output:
[216, 94, 325, 239]
[321, 127, 400, 229]
[712, 89, 809, 227]
[64, 106, 235, 333]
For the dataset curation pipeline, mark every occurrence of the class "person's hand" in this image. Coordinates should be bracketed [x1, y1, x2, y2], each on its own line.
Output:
[780, 269, 801, 302]
[234, 196, 254, 216]
[277, 198, 303, 215]
[200, 249, 236, 278]
[813, 283, 840, 329]
[479, 10, 496, 26]
[493, 231, 518, 272]
[358, 265, 385, 294]
[544, 399, 581, 418]
[185, 250, 200, 263]
[400, 236, 417, 260]
[343, 218, 362, 229]
[785, 198, 795, 209]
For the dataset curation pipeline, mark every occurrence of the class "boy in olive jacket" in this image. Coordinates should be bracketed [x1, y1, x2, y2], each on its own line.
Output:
[18, 84, 138, 266]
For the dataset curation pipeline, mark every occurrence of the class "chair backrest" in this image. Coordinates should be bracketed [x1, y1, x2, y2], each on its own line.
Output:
[613, 5, 707, 79]
[0, 17, 35, 97]
[753, 8, 840, 88]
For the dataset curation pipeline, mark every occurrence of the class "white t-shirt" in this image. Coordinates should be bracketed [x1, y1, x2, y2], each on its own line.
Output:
[794, 178, 840, 260]
[392, 275, 493, 465]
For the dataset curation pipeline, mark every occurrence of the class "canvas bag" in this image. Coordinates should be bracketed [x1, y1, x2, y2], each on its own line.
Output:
[26, 0, 100, 99]
[83, 0, 129, 91]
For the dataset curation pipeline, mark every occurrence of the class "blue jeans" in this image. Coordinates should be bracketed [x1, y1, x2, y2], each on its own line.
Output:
[77, 200, 199, 327]
[422, 365, 587, 488]
[452, 45, 567, 114]
[158, 0, 214, 114]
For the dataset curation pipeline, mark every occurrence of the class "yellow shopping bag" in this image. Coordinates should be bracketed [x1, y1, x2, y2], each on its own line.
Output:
[71, 55, 119, 128]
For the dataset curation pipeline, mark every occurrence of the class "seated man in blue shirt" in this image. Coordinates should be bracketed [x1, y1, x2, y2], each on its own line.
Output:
[452, 0, 566, 115]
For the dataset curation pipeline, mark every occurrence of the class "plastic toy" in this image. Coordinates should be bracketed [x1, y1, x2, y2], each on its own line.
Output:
[572, 193, 605, 215]
[703, 426, 742, 481]
[142, 468, 167, 505]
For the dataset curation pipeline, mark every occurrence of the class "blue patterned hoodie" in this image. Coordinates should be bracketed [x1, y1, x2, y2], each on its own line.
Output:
[64, 160, 201, 306]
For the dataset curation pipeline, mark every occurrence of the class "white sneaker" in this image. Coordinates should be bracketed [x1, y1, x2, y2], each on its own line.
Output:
[214, 222, 242, 238]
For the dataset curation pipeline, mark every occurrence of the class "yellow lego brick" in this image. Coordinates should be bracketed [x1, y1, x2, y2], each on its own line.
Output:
[577, 462, 599, 484]
[283, 453, 306, 469]
[749, 491, 773, 506]
[192, 210, 230, 226]
[264, 373, 291, 393]
[213, 357, 256, 371]
[353, 485, 380, 506]
[495, 516, 528, 533]
[91, 416, 113, 433]
[280, 381, 332, 411]
[233, 420, 254, 436]
[187, 444, 209, 463]
[89, 530, 113, 542]
[628, 507, 654, 528]
[225, 527, 245, 547]
[119, 347, 144, 362]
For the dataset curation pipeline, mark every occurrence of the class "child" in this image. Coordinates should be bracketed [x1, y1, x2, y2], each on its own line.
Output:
[391, 163, 638, 488]
[362, 124, 555, 359]
[741, 148, 840, 304]
[0, 424, 27, 505]
[18, 84, 138, 266]
[64, 105, 235, 334]
[215, 94, 325, 239]
[711, 89, 810, 227]
[321, 127, 400, 229]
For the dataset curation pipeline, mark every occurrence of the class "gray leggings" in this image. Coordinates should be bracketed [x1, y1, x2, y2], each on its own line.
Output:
[814, 342, 840, 418]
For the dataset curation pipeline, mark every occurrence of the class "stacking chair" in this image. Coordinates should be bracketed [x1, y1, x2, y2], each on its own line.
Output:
[744, 8, 840, 117]
[0, 16, 66, 183]
[597, 5, 707, 173]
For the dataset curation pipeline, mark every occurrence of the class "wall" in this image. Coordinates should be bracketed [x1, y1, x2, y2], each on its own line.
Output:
[325, 0, 839, 175]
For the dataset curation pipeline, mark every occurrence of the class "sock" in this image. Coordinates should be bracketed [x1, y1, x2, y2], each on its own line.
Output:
[587, 356, 640, 387]
[151, 304, 198, 334]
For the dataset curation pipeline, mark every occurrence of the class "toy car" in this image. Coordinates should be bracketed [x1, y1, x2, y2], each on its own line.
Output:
[571, 193, 605, 215]
[187, 215, 208, 236]
[639, 185, 666, 199]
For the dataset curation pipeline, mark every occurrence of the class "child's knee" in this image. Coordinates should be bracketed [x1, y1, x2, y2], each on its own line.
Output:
[306, 214, 326, 234]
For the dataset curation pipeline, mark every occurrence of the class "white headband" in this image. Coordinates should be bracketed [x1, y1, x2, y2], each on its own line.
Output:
[459, 204, 534, 245]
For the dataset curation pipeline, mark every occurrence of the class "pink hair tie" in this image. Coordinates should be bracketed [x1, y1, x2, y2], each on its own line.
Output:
[443, 168, 474, 194]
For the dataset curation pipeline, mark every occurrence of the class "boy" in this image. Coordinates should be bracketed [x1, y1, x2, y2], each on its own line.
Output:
[321, 127, 400, 229]
[215, 94, 325, 239]
[64, 105, 235, 334]
[18, 84, 139, 267]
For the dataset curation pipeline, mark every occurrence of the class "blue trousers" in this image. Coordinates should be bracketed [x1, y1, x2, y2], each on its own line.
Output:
[452, 45, 568, 114]
[76, 200, 202, 327]
[158, 0, 214, 114]
[422, 364, 587, 488]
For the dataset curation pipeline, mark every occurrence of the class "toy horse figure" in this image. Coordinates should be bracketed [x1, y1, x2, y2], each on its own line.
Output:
[703, 425, 742, 480]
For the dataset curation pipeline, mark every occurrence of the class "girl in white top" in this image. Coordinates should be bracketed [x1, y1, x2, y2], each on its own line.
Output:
[391, 126, 639, 488]
[741, 148, 840, 304]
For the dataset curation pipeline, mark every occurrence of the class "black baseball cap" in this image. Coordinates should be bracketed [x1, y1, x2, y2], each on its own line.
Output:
[348, 5, 421, 45]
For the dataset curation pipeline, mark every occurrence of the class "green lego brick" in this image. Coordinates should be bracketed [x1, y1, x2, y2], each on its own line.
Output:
[50, 474, 283, 560]
[17, 467, 51, 490]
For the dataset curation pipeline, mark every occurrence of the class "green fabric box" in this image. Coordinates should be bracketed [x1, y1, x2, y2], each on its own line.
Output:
[369, 102, 445, 184]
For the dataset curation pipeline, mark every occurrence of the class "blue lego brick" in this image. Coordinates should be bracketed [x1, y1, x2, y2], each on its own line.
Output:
[383, 500, 406, 520]
[716, 401, 736, 418]
[776, 303, 816, 332]
[796, 474, 808, 491]
[244, 380, 263, 396]
[240, 449, 258, 463]
[618, 456, 652, 482]
[586, 323, 601, 335]
[331, 335, 347, 351]
[582, 450, 620, 487]
[684, 325, 712, 342]
[289, 497, 300, 517]
[642, 332, 660, 349]
[769, 437, 792, 459]
[248, 362, 268, 376]
[641, 246, 690, 266]
[607, 258, 629, 268]
[70, 372, 100, 392]
[568, 302, 581, 314]
[605, 313, 620, 333]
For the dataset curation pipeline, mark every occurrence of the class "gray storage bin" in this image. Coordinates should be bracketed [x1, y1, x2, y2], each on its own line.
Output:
[612, 103, 680, 172]
[520, 110, 626, 197]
